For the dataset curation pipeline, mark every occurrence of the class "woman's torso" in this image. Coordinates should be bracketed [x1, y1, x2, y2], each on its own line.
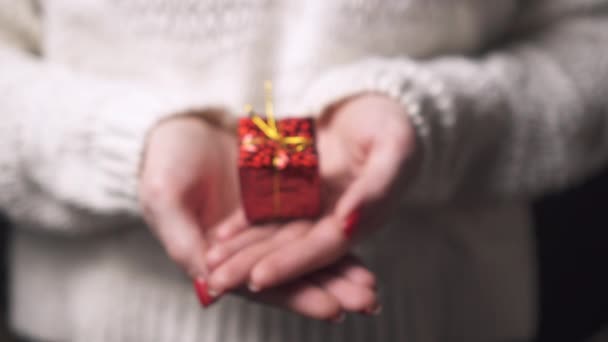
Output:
[44, 0, 518, 112]
[12, 1, 537, 342]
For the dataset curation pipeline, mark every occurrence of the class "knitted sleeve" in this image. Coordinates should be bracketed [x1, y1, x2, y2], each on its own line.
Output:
[302, 0, 608, 203]
[0, 1, 210, 234]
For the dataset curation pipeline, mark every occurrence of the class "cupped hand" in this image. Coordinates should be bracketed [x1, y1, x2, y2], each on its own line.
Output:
[140, 113, 239, 278]
[227, 254, 378, 320]
[207, 212, 380, 315]
[139, 113, 381, 320]
[207, 94, 415, 298]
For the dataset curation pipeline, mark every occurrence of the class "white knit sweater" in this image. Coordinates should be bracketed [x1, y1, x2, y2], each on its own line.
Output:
[1, 1, 608, 341]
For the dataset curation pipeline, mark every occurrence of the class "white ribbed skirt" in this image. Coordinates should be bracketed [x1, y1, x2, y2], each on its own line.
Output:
[11, 203, 536, 342]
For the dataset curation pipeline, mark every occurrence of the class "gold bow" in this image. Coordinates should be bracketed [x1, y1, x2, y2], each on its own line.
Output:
[246, 81, 311, 158]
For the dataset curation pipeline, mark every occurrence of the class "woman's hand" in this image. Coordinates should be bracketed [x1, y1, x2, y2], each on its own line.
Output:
[138, 114, 380, 320]
[230, 254, 378, 320]
[207, 213, 380, 316]
[208, 94, 415, 301]
[139, 114, 239, 278]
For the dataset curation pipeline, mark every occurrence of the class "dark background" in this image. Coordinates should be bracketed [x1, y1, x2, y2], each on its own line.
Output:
[0, 169, 607, 341]
[535, 167, 608, 341]
[0, 213, 10, 341]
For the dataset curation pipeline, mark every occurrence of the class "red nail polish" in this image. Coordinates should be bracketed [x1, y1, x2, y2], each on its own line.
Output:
[194, 278, 215, 307]
[361, 304, 383, 316]
[344, 209, 361, 239]
[330, 313, 346, 324]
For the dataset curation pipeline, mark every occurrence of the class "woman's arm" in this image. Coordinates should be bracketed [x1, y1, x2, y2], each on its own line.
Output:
[0, 0, 207, 233]
[303, 0, 608, 203]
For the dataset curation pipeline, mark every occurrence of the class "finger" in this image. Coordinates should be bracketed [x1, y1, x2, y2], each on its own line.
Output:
[212, 209, 248, 241]
[206, 225, 278, 270]
[208, 221, 310, 294]
[250, 216, 350, 290]
[235, 281, 343, 321]
[194, 277, 217, 307]
[310, 269, 379, 314]
[335, 137, 406, 221]
[333, 256, 377, 290]
[153, 203, 209, 278]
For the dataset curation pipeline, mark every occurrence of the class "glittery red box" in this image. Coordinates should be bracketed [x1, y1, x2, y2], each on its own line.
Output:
[238, 117, 321, 223]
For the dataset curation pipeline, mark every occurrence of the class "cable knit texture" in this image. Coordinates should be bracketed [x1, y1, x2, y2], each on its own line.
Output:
[1, 0, 608, 341]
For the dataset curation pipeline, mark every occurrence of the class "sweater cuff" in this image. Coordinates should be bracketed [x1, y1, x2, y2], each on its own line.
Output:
[93, 88, 226, 214]
[301, 58, 456, 202]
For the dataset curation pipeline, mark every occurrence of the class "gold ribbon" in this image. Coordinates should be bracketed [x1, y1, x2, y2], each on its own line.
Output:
[244, 81, 312, 217]
[247, 81, 311, 157]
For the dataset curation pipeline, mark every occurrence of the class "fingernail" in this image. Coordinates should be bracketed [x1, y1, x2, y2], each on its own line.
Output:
[248, 283, 262, 293]
[330, 313, 346, 324]
[363, 304, 383, 316]
[208, 287, 221, 298]
[194, 278, 217, 307]
[344, 209, 361, 239]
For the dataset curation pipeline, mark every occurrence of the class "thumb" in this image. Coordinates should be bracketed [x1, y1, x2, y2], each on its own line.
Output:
[334, 138, 407, 223]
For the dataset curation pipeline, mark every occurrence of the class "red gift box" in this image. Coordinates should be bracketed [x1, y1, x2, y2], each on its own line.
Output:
[238, 116, 321, 223]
